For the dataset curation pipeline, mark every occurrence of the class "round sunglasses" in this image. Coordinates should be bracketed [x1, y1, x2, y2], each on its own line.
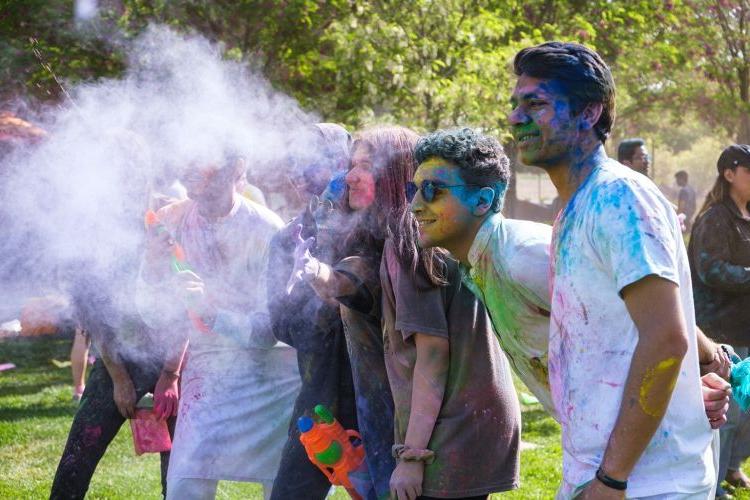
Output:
[405, 180, 482, 203]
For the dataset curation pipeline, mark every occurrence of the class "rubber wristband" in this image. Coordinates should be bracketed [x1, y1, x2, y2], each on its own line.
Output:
[595, 467, 627, 491]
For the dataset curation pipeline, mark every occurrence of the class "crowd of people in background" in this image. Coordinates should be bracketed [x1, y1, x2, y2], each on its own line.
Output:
[4, 40, 750, 500]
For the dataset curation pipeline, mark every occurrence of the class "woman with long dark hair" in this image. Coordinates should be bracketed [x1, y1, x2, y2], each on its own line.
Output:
[689, 144, 750, 497]
[287, 125, 424, 499]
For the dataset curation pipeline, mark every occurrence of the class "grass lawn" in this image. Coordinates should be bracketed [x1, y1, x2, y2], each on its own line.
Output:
[0, 336, 744, 499]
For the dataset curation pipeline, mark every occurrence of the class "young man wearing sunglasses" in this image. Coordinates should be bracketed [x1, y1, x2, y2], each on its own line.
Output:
[409, 126, 731, 499]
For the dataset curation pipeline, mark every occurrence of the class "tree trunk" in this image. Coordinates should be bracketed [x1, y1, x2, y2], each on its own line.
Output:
[737, 65, 750, 143]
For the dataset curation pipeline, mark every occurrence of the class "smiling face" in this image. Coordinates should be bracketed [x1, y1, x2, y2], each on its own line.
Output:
[345, 143, 377, 211]
[509, 75, 581, 170]
[410, 157, 482, 259]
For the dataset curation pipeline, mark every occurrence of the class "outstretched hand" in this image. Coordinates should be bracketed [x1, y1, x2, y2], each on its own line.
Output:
[286, 224, 319, 295]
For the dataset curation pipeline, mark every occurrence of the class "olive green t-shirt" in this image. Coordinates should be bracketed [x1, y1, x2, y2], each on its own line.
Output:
[380, 240, 521, 498]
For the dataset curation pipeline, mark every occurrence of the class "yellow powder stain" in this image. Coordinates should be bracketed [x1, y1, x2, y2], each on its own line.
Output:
[639, 357, 679, 417]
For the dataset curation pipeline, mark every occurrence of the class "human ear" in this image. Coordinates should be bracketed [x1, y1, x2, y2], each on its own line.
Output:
[578, 102, 603, 131]
[724, 168, 735, 184]
[473, 187, 495, 216]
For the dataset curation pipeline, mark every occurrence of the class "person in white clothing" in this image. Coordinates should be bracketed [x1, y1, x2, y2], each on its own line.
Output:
[510, 41, 718, 499]
[138, 154, 300, 500]
[410, 124, 733, 499]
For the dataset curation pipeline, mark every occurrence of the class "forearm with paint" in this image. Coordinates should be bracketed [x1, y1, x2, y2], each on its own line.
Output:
[161, 338, 188, 374]
[599, 276, 688, 481]
[403, 333, 449, 450]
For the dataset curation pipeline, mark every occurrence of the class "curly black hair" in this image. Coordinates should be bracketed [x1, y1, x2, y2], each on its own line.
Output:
[414, 128, 510, 212]
[513, 41, 616, 143]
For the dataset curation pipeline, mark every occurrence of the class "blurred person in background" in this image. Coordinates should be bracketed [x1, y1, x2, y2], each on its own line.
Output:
[689, 144, 750, 498]
[618, 137, 650, 177]
[676, 170, 697, 234]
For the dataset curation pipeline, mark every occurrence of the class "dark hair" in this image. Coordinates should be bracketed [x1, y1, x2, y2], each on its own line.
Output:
[697, 174, 730, 219]
[617, 138, 646, 163]
[348, 126, 446, 285]
[697, 145, 750, 217]
[513, 41, 616, 143]
[675, 170, 688, 181]
[414, 128, 511, 212]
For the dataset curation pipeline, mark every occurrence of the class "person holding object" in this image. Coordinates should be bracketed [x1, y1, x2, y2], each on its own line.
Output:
[689, 144, 750, 497]
[266, 123, 360, 500]
[138, 153, 300, 500]
[287, 126, 421, 499]
[51, 131, 178, 500]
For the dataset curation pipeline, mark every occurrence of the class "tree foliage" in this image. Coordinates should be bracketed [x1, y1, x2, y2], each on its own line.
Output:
[1, 0, 747, 147]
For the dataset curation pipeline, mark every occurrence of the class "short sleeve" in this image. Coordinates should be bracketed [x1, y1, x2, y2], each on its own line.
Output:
[334, 255, 380, 315]
[591, 179, 680, 294]
[507, 232, 553, 310]
[384, 241, 449, 341]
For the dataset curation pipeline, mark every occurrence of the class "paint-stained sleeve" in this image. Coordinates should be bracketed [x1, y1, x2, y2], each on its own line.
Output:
[691, 207, 750, 292]
[591, 179, 680, 295]
[383, 240, 448, 341]
[508, 232, 553, 310]
[334, 255, 379, 316]
[211, 204, 282, 347]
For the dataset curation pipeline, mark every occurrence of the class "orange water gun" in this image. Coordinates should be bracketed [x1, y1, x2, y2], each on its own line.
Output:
[144, 210, 212, 335]
[298, 404, 366, 500]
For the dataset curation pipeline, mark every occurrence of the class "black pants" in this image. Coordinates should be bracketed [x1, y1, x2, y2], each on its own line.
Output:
[270, 337, 359, 500]
[50, 359, 175, 500]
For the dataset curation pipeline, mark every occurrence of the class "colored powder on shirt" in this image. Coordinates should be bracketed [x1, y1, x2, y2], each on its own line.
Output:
[639, 357, 679, 417]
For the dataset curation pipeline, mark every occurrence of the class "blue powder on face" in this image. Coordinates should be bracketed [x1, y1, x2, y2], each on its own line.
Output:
[321, 171, 347, 204]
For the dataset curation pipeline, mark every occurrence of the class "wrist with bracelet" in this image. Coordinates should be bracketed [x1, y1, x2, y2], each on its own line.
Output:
[161, 368, 181, 379]
[391, 444, 435, 464]
[595, 467, 627, 491]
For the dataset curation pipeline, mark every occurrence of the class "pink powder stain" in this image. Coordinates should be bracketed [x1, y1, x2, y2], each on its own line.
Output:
[596, 380, 622, 388]
[83, 425, 102, 447]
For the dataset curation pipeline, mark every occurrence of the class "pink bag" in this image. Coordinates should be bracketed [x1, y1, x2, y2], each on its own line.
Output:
[130, 394, 172, 455]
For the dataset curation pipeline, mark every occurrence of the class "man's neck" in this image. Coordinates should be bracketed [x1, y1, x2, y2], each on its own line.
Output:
[546, 142, 607, 207]
[197, 191, 236, 219]
[448, 215, 490, 268]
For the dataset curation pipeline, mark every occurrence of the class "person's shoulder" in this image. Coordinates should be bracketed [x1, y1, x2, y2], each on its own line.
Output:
[591, 161, 670, 211]
[696, 202, 730, 227]
[156, 199, 193, 227]
[238, 197, 284, 230]
[503, 218, 553, 241]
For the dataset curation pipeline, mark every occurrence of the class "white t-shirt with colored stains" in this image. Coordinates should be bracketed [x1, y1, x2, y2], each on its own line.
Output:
[549, 160, 713, 497]
[460, 213, 556, 416]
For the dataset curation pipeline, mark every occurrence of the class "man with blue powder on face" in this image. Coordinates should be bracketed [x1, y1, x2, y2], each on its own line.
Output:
[409, 120, 732, 497]
[510, 42, 718, 498]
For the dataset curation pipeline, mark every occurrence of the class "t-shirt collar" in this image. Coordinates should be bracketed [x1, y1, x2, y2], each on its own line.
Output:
[467, 212, 502, 269]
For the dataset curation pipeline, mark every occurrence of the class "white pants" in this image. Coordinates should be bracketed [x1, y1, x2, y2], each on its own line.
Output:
[167, 478, 274, 500]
